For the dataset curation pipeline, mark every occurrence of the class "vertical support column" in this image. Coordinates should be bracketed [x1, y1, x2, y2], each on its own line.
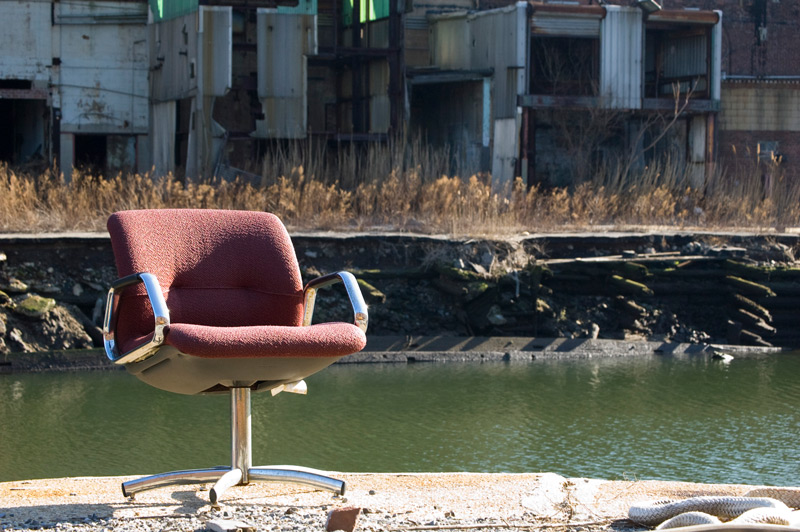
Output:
[705, 112, 716, 184]
[232, 387, 252, 484]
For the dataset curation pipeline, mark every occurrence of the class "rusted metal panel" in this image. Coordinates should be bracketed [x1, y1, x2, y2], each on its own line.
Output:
[647, 9, 719, 25]
[531, 13, 601, 37]
[255, 11, 316, 138]
[530, 5, 603, 37]
[58, 4, 149, 133]
[199, 6, 232, 98]
[662, 33, 706, 81]
[600, 6, 642, 109]
[529, 4, 605, 17]
[430, 4, 525, 118]
[0, 1, 52, 82]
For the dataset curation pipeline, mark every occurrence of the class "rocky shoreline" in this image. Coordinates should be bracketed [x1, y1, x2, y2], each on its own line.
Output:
[1, 230, 800, 359]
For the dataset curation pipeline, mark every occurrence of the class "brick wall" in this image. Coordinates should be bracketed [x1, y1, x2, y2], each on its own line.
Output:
[719, 130, 800, 179]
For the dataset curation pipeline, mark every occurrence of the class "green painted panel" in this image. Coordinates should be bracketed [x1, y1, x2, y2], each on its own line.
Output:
[149, 0, 198, 21]
[342, 0, 388, 25]
[278, 0, 317, 15]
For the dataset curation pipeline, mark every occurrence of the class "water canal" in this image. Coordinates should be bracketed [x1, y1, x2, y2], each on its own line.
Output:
[1, 353, 799, 485]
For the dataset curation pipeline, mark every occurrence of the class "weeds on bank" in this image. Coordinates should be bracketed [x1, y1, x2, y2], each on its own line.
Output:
[0, 144, 797, 235]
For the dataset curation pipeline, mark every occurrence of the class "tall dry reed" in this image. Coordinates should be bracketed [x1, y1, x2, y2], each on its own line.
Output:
[0, 141, 797, 235]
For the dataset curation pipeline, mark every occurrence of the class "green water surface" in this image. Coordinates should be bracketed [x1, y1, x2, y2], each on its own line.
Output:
[1, 353, 799, 485]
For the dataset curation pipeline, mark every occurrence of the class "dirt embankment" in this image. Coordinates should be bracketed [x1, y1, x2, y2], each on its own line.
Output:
[1, 230, 799, 360]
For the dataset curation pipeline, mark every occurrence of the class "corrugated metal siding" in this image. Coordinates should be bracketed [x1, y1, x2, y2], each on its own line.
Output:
[531, 12, 601, 37]
[256, 11, 316, 138]
[149, 13, 199, 102]
[0, 2, 52, 81]
[663, 34, 706, 78]
[199, 7, 231, 98]
[600, 6, 642, 109]
[431, 4, 524, 118]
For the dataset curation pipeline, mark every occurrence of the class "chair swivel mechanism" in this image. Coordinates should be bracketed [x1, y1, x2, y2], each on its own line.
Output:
[102, 209, 368, 505]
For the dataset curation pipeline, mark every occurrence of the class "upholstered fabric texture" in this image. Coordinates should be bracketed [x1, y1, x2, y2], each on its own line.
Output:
[108, 209, 366, 358]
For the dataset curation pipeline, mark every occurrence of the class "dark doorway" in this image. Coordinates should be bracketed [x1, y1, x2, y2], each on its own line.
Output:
[74, 134, 107, 171]
[0, 98, 47, 165]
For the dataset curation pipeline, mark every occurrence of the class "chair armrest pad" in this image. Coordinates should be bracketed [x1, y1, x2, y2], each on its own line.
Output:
[303, 272, 368, 333]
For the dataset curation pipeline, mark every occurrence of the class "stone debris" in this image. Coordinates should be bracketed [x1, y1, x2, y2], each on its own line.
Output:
[326, 506, 362, 532]
[207, 517, 256, 532]
[12, 294, 56, 318]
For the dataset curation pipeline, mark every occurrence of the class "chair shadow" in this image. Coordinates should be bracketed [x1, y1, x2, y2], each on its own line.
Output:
[2, 489, 210, 528]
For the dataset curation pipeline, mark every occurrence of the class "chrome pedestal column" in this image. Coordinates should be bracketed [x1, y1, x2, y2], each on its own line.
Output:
[121, 387, 345, 505]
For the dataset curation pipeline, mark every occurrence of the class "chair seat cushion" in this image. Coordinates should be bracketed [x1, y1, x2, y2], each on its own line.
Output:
[162, 322, 367, 358]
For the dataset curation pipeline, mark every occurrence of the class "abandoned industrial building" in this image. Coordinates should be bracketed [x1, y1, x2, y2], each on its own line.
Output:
[0, 0, 797, 186]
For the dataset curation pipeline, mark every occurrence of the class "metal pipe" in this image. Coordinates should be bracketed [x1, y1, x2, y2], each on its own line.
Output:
[231, 387, 252, 484]
[122, 467, 229, 497]
[722, 74, 800, 81]
[248, 466, 346, 495]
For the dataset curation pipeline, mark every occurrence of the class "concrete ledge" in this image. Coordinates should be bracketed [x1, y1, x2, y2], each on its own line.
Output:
[2, 336, 790, 373]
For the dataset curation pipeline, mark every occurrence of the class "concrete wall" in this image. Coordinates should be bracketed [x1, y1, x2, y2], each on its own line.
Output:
[0, 1, 52, 82]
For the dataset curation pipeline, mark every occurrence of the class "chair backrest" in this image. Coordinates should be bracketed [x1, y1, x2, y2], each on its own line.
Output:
[108, 209, 304, 345]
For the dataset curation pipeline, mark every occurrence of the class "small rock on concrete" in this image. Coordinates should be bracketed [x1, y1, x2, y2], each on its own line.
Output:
[207, 518, 255, 532]
[326, 507, 362, 532]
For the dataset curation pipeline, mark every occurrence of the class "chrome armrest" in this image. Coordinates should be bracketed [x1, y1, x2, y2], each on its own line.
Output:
[103, 272, 170, 365]
[302, 271, 368, 333]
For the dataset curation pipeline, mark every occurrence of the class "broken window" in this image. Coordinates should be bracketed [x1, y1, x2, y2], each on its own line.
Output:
[530, 37, 599, 96]
[644, 28, 711, 99]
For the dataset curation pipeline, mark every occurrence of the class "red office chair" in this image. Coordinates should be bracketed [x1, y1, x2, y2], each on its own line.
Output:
[103, 209, 368, 505]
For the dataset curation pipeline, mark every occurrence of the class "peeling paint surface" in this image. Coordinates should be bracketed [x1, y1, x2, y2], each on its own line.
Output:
[0, 2, 52, 81]
[59, 18, 148, 133]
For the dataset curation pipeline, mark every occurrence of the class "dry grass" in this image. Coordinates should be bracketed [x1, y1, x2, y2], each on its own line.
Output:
[0, 140, 797, 236]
